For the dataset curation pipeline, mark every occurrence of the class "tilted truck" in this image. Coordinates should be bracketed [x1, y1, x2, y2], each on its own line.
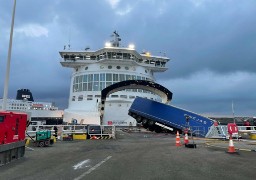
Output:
[128, 97, 215, 137]
[0, 111, 27, 166]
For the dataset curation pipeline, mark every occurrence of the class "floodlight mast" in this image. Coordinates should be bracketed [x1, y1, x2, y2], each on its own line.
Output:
[2, 0, 16, 110]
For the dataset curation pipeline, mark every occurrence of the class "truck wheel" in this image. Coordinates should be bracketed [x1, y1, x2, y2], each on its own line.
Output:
[148, 126, 155, 132]
[38, 141, 44, 147]
[155, 126, 162, 133]
[136, 116, 142, 123]
[132, 114, 137, 119]
[142, 118, 148, 125]
[44, 140, 50, 147]
[148, 120, 155, 127]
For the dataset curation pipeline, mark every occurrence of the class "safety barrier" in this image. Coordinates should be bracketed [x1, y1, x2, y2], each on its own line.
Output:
[26, 124, 115, 140]
[206, 125, 256, 139]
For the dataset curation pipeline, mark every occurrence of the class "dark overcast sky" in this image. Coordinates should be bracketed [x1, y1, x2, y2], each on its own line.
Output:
[0, 0, 256, 116]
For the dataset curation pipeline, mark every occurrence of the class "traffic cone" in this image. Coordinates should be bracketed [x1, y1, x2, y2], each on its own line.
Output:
[184, 132, 189, 145]
[176, 131, 182, 147]
[227, 135, 237, 153]
[91, 135, 98, 140]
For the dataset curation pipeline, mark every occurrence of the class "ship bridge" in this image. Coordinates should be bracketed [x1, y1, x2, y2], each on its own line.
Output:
[60, 31, 170, 72]
[60, 49, 169, 72]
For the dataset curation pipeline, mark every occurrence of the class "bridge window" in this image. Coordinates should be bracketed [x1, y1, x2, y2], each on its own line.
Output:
[88, 82, 92, 91]
[78, 95, 83, 101]
[83, 83, 87, 91]
[100, 73, 105, 81]
[99, 82, 105, 90]
[120, 95, 127, 98]
[87, 95, 93, 100]
[93, 82, 99, 91]
[126, 75, 131, 80]
[79, 83, 82, 91]
[113, 74, 119, 82]
[83, 75, 88, 82]
[129, 96, 135, 99]
[119, 74, 125, 81]
[72, 73, 153, 92]
[106, 73, 112, 81]
[94, 74, 99, 81]
[88, 74, 93, 81]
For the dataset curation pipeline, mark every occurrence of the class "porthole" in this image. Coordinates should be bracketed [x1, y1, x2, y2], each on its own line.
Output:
[85, 67, 88, 70]
[108, 65, 112, 69]
[125, 66, 129, 70]
[100, 65, 104, 69]
[116, 66, 121, 69]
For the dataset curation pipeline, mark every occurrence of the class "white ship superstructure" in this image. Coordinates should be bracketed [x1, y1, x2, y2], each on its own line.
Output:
[60, 31, 170, 126]
[0, 89, 63, 123]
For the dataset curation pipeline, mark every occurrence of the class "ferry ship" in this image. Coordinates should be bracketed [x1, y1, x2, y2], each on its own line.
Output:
[0, 89, 63, 124]
[60, 31, 170, 126]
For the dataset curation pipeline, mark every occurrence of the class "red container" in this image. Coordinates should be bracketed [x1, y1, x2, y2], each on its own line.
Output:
[0, 111, 27, 145]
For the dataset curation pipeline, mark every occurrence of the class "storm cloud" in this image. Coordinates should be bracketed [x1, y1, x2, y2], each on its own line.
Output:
[0, 0, 255, 116]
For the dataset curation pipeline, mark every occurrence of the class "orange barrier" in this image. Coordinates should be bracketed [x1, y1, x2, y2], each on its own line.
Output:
[227, 135, 237, 153]
[184, 132, 189, 145]
[176, 131, 182, 147]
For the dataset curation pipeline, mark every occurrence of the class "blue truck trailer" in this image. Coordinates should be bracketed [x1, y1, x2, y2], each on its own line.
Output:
[128, 97, 215, 137]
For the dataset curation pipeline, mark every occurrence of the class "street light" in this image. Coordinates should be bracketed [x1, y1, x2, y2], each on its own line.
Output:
[2, 0, 16, 110]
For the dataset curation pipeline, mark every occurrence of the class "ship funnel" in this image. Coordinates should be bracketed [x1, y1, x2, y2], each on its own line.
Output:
[16, 89, 34, 101]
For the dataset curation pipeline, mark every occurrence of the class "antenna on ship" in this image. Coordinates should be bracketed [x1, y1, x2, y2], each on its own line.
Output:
[111, 30, 121, 47]
[68, 27, 71, 50]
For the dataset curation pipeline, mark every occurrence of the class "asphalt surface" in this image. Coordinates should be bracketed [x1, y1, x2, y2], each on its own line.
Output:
[1, 130, 256, 180]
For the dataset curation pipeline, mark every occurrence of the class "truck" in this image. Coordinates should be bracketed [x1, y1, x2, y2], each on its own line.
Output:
[128, 97, 215, 137]
[0, 111, 27, 166]
[33, 130, 54, 147]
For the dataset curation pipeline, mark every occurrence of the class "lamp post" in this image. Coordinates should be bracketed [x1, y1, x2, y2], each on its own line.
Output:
[2, 0, 16, 110]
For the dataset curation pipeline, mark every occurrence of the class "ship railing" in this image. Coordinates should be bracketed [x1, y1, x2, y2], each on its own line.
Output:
[61, 57, 167, 68]
[26, 124, 116, 140]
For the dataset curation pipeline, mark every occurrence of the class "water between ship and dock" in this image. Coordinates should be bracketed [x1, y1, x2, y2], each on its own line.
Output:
[0, 129, 255, 180]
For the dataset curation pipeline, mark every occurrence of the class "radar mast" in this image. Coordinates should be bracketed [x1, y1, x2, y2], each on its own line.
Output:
[111, 30, 121, 47]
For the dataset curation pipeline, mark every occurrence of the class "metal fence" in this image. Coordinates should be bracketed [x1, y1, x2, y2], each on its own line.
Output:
[206, 125, 256, 139]
[26, 124, 116, 140]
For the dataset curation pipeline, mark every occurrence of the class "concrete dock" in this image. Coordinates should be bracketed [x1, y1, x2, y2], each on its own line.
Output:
[0, 130, 256, 180]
